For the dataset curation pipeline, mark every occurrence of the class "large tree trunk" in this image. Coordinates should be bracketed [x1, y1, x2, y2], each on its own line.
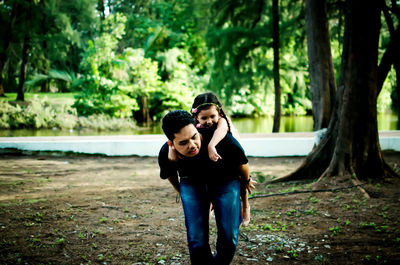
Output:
[305, 0, 336, 131]
[330, 0, 383, 179]
[16, 34, 30, 101]
[273, 0, 397, 184]
[272, 0, 281, 133]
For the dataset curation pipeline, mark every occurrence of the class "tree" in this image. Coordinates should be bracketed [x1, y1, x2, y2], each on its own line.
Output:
[272, 0, 281, 132]
[206, 0, 309, 119]
[97, 0, 105, 21]
[379, 0, 400, 129]
[0, 0, 18, 97]
[274, 0, 398, 186]
[1, 0, 98, 96]
[305, 0, 336, 131]
[16, 0, 34, 101]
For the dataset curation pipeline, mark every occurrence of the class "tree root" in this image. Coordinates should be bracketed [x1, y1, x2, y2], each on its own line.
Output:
[384, 159, 400, 178]
[351, 178, 370, 199]
[249, 183, 363, 199]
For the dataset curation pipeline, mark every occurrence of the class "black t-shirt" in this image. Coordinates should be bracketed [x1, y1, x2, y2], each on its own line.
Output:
[158, 127, 248, 183]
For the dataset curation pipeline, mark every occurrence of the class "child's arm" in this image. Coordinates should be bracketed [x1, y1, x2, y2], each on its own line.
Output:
[238, 163, 256, 194]
[168, 144, 180, 162]
[208, 118, 229, 161]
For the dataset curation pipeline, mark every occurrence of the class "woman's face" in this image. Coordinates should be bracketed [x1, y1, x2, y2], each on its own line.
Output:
[196, 106, 220, 128]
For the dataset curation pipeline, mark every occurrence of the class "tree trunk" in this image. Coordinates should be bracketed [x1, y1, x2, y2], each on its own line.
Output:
[141, 95, 151, 124]
[378, 3, 400, 94]
[330, 0, 383, 179]
[272, 0, 281, 133]
[40, 7, 50, 93]
[377, 27, 400, 93]
[273, 0, 397, 184]
[379, 1, 400, 129]
[0, 58, 6, 96]
[305, 0, 336, 131]
[98, 0, 105, 20]
[391, 1, 400, 130]
[0, 75, 5, 97]
[134, 95, 152, 124]
[395, 63, 400, 130]
[17, 34, 30, 101]
[0, 2, 18, 97]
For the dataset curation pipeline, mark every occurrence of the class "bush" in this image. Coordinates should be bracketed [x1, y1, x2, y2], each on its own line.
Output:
[0, 97, 77, 129]
[0, 97, 137, 131]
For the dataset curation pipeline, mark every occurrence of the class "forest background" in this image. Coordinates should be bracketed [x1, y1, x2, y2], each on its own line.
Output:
[0, 0, 399, 132]
[1, 2, 400, 263]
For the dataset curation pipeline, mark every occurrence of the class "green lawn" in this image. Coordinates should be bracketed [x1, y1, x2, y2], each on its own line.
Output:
[2, 92, 76, 106]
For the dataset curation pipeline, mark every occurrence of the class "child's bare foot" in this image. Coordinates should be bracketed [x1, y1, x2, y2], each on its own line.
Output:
[209, 203, 214, 219]
[242, 204, 251, 226]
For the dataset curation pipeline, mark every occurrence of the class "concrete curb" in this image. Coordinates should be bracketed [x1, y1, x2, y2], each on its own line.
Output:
[1, 131, 399, 157]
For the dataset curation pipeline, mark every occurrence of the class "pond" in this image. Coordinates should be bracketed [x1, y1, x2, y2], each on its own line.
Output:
[0, 113, 398, 137]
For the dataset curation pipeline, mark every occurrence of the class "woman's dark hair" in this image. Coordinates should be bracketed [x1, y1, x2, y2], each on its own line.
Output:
[191, 92, 231, 131]
[162, 110, 195, 141]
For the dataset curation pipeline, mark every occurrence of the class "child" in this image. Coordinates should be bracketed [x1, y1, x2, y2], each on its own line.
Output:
[191, 92, 240, 161]
[169, 92, 254, 226]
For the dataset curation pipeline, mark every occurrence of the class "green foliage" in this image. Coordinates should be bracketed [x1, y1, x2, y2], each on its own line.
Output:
[0, 97, 136, 130]
[206, 0, 312, 117]
[25, 70, 75, 92]
[73, 12, 201, 121]
[73, 14, 139, 118]
[9, 0, 99, 93]
[1, 0, 397, 129]
[0, 96, 77, 129]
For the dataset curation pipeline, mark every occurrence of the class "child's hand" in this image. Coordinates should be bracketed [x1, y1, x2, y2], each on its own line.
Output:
[208, 145, 222, 162]
[244, 177, 256, 194]
[168, 145, 180, 162]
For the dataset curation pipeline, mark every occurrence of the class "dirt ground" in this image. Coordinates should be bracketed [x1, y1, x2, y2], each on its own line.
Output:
[0, 150, 399, 265]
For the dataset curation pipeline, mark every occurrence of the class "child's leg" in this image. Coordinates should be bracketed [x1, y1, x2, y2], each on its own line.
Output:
[241, 184, 251, 226]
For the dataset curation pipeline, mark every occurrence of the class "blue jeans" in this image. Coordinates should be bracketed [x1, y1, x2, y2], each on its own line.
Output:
[180, 179, 242, 265]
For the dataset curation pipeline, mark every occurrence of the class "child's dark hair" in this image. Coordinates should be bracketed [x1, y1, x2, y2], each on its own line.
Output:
[162, 110, 195, 141]
[191, 92, 231, 131]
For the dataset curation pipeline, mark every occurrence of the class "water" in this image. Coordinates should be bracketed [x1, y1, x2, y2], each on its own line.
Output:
[233, 116, 314, 133]
[233, 113, 399, 133]
[0, 114, 398, 137]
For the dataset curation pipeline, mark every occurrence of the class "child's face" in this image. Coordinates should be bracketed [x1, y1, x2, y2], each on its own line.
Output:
[196, 106, 220, 128]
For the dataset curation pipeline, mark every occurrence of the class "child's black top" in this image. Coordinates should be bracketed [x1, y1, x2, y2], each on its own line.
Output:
[158, 126, 248, 183]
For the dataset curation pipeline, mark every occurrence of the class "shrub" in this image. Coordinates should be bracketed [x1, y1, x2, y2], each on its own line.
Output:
[0, 97, 137, 131]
